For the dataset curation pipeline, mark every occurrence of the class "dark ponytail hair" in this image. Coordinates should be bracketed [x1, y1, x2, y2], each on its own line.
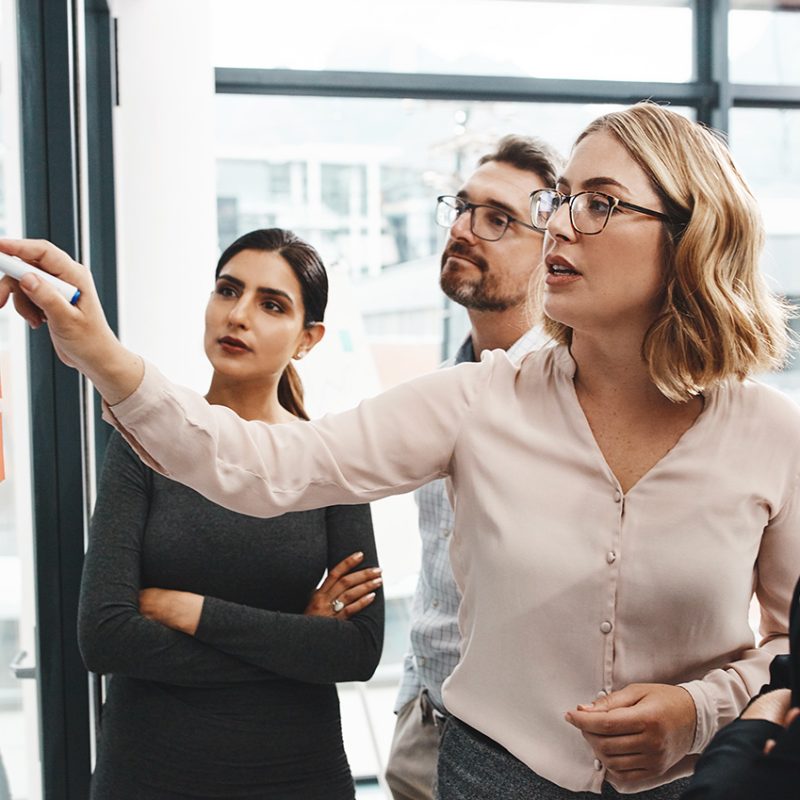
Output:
[216, 228, 328, 420]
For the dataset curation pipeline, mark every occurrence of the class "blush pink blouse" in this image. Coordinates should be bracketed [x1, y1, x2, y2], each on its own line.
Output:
[103, 344, 800, 793]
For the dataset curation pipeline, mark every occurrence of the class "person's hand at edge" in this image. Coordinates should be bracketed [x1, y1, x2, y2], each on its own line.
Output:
[741, 689, 799, 754]
[0, 238, 142, 404]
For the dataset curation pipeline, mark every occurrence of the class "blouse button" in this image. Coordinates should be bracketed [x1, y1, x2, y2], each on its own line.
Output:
[606, 551, 617, 564]
[613, 490, 622, 503]
[596, 689, 608, 699]
[600, 621, 613, 634]
[594, 758, 603, 771]
[432, 599, 440, 608]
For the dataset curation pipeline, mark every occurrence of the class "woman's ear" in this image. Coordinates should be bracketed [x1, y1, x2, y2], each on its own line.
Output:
[293, 322, 325, 360]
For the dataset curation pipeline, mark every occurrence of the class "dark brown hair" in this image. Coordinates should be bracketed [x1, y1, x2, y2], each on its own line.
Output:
[478, 134, 562, 187]
[216, 228, 328, 420]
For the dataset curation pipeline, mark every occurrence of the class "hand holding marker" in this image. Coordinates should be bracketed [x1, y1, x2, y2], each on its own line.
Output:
[0, 251, 80, 305]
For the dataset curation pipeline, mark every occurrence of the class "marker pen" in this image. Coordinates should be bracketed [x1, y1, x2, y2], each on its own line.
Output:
[0, 251, 81, 305]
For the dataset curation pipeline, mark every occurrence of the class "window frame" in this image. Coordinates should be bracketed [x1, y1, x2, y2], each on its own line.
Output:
[15, 0, 119, 797]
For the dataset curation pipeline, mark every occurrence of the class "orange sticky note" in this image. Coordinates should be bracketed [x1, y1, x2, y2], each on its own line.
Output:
[0, 371, 5, 482]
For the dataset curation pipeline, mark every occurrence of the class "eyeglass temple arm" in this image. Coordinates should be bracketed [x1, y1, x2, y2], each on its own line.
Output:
[616, 199, 673, 222]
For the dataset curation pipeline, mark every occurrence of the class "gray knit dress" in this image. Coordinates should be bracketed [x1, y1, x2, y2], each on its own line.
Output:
[78, 432, 384, 799]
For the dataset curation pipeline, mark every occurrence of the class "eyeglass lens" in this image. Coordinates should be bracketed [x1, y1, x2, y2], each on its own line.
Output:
[436, 197, 510, 242]
[531, 191, 613, 235]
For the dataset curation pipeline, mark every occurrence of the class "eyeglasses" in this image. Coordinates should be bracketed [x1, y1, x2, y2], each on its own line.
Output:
[529, 188, 674, 236]
[436, 195, 539, 242]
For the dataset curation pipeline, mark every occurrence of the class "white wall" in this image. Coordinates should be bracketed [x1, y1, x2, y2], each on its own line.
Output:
[111, 0, 217, 392]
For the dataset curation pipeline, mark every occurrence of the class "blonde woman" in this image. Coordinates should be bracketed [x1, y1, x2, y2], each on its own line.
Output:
[4, 104, 800, 799]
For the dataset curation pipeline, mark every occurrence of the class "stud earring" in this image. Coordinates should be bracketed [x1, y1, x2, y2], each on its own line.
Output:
[295, 350, 306, 360]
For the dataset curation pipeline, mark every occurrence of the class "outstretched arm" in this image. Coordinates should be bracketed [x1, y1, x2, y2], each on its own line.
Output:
[1, 238, 489, 521]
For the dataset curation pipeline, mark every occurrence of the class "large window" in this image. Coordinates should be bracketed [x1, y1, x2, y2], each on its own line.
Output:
[730, 107, 800, 295]
[730, 2, 800, 85]
[731, 106, 800, 399]
[211, 0, 694, 82]
[214, 95, 652, 385]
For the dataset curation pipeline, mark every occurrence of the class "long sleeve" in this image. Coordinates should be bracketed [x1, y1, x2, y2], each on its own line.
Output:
[194, 503, 384, 683]
[679, 474, 800, 754]
[78, 433, 273, 685]
[681, 718, 800, 799]
[103, 357, 493, 518]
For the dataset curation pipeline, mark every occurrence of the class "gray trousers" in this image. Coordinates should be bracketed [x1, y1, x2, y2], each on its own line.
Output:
[436, 716, 691, 800]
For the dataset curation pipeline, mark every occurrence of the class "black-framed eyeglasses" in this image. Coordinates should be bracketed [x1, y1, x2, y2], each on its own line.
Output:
[529, 188, 674, 236]
[436, 195, 539, 242]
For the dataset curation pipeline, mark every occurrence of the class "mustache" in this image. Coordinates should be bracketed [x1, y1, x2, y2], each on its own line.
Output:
[441, 242, 489, 273]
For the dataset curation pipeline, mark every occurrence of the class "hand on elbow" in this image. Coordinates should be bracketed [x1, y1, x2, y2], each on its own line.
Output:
[304, 551, 382, 620]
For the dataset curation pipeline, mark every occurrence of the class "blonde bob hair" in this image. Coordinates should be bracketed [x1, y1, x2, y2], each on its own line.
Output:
[542, 102, 792, 402]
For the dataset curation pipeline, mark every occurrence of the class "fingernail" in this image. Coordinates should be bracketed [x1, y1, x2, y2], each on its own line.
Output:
[370, 567, 382, 574]
[366, 592, 375, 599]
[354, 552, 364, 559]
[577, 703, 594, 711]
[372, 577, 383, 586]
[564, 712, 573, 723]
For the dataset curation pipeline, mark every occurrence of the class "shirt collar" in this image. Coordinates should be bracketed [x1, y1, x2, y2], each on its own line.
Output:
[456, 326, 548, 366]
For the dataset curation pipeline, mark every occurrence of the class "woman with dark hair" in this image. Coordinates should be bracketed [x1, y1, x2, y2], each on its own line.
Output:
[213, 228, 330, 420]
[76, 228, 384, 799]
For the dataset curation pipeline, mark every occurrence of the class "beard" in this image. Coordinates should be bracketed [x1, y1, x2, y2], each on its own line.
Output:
[439, 242, 526, 312]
